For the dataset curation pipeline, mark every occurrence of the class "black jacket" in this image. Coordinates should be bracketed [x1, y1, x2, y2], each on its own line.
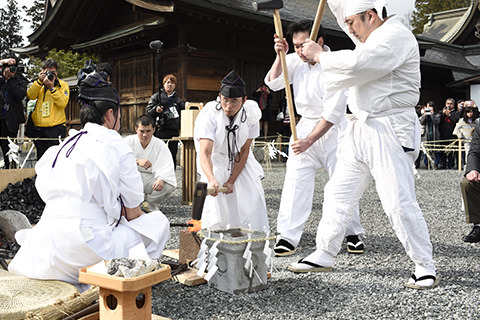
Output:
[145, 89, 184, 132]
[0, 73, 27, 133]
[466, 120, 480, 174]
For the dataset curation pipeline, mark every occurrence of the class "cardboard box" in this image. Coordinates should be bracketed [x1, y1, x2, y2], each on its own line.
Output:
[180, 102, 203, 137]
[0, 168, 36, 192]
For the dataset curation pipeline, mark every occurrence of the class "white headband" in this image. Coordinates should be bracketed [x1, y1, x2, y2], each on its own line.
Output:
[344, 0, 387, 20]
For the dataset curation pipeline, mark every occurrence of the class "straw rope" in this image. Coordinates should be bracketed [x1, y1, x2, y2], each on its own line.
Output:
[24, 286, 99, 320]
[197, 230, 276, 245]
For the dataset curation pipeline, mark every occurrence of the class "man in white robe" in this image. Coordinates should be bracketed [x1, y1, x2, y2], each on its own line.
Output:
[265, 20, 365, 256]
[287, 0, 438, 289]
[194, 70, 269, 231]
[9, 70, 170, 290]
[125, 115, 177, 210]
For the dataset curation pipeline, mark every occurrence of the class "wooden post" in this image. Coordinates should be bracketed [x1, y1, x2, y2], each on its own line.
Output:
[277, 134, 283, 162]
[458, 138, 462, 172]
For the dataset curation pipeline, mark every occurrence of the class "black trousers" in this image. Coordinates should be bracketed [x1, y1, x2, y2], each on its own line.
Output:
[0, 118, 18, 168]
[461, 177, 480, 224]
[32, 124, 66, 160]
[156, 129, 179, 167]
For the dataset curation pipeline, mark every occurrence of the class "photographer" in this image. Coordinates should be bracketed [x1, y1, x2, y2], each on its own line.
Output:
[145, 74, 184, 167]
[0, 58, 27, 168]
[419, 102, 441, 169]
[26, 59, 70, 159]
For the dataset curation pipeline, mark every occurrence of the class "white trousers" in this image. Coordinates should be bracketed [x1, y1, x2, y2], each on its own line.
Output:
[307, 117, 435, 275]
[277, 117, 364, 247]
[141, 172, 175, 206]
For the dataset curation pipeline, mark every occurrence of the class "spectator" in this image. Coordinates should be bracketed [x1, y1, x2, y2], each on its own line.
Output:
[460, 120, 480, 243]
[418, 102, 440, 169]
[0, 58, 27, 168]
[146, 74, 184, 167]
[454, 106, 479, 168]
[438, 98, 460, 169]
[457, 99, 465, 117]
[251, 84, 272, 138]
[125, 115, 177, 211]
[26, 59, 70, 159]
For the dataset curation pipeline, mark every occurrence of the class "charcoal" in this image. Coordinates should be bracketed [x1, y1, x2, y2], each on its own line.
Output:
[0, 176, 45, 225]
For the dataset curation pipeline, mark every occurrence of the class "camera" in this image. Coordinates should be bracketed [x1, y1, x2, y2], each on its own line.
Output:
[46, 70, 55, 81]
[425, 107, 432, 115]
[1, 63, 24, 75]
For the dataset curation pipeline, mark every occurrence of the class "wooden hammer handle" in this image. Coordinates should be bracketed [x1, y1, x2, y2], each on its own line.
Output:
[273, 9, 297, 141]
[310, 0, 327, 41]
[207, 187, 228, 194]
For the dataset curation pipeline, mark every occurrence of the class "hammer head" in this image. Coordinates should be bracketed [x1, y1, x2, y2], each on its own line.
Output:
[252, 0, 283, 12]
[191, 182, 208, 220]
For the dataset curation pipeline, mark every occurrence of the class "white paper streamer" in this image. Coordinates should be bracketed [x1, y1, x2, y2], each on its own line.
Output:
[6, 137, 20, 165]
[268, 140, 289, 160]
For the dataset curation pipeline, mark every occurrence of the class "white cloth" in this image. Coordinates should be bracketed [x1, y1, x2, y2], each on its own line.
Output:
[264, 47, 345, 124]
[306, 6, 435, 275]
[321, 13, 420, 150]
[344, 0, 387, 19]
[124, 134, 177, 205]
[265, 50, 364, 247]
[194, 100, 269, 231]
[9, 123, 170, 287]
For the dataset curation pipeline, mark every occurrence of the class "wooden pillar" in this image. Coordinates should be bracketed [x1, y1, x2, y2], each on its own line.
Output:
[178, 21, 188, 102]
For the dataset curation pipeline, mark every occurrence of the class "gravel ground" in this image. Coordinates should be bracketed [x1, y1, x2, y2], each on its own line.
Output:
[151, 163, 479, 319]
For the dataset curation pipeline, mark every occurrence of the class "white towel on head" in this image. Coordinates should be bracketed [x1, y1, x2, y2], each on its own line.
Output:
[344, 0, 387, 20]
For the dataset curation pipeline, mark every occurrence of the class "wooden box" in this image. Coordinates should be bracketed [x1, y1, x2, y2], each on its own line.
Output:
[180, 102, 203, 137]
[79, 264, 171, 320]
[0, 168, 36, 192]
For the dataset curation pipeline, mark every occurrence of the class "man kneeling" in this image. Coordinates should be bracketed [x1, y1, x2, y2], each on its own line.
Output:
[125, 115, 177, 210]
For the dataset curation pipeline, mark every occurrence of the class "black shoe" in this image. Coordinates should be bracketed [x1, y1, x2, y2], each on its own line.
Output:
[463, 226, 480, 243]
[274, 239, 296, 256]
[346, 235, 364, 254]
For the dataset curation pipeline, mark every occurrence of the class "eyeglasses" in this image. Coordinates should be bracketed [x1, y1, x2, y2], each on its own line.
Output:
[220, 97, 243, 106]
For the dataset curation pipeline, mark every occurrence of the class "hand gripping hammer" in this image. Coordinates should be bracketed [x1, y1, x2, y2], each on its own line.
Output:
[252, 0, 297, 141]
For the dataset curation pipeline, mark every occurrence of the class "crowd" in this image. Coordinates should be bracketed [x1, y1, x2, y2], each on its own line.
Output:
[3, 0, 480, 297]
[416, 98, 479, 170]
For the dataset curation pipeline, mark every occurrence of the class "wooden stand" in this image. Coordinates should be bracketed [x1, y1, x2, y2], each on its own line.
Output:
[79, 265, 171, 320]
[173, 137, 197, 205]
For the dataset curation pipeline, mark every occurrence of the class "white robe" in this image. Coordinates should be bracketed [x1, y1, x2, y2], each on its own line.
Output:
[9, 123, 170, 287]
[305, 0, 435, 276]
[124, 135, 177, 188]
[264, 50, 364, 247]
[194, 100, 269, 231]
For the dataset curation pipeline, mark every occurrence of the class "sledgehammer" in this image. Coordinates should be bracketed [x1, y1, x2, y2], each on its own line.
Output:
[170, 182, 227, 231]
[252, 0, 297, 141]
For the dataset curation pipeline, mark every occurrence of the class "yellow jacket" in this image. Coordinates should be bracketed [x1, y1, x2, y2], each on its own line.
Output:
[27, 78, 70, 127]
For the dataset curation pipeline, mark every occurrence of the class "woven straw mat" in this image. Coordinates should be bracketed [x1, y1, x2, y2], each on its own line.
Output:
[0, 273, 78, 320]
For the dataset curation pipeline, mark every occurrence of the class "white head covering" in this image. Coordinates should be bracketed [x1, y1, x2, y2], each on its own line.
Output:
[344, 0, 387, 20]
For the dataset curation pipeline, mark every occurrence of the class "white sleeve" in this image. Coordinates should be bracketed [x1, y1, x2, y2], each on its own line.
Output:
[118, 152, 144, 208]
[321, 89, 347, 125]
[264, 53, 298, 92]
[151, 140, 177, 187]
[194, 105, 217, 142]
[124, 135, 135, 152]
[320, 43, 398, 92]
[244, 100, 261, 139]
